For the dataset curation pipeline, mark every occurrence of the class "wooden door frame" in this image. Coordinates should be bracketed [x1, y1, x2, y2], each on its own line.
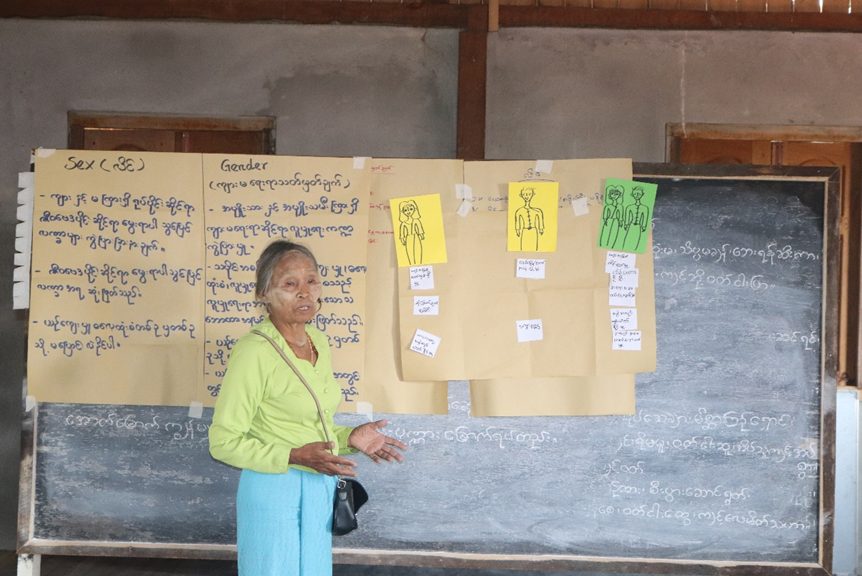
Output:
[667, 122, 862, 386]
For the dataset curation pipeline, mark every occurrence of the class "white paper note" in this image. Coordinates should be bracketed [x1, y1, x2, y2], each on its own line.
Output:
[613, 330, 642, 351]
[609, 285, 637, 307]
[516, 319, 544, 343]
[610, 268, 639, 288]
[409, 266, 435, 290]
[516, 258, 546, 279]
[410, 329, 441, 358]
[605, 251, 636, 272]
[610, 308, 638, 331]
[413, 295, 440, 316]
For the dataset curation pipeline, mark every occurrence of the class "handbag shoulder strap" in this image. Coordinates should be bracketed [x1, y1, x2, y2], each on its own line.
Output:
[251, 328, 335, 455]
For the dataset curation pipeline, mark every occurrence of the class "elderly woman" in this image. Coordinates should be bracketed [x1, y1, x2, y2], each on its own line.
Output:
[209, 239, 407, 576]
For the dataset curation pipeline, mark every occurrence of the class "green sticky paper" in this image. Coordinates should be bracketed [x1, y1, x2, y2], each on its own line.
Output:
[598, 178, 657, 254]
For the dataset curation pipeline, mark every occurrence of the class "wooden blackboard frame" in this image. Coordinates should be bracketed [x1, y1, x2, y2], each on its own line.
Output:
[17, 163, 840, 576]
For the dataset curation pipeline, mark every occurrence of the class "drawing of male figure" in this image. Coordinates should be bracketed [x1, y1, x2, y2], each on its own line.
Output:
[514, 186, 545, 252]
[398, 199, 425, 265]
[622, 186, 650, 252]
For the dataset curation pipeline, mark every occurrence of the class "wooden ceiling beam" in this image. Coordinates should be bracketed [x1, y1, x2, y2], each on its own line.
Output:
[5, 0, 862, 32]
[500, 5, 862, 33]
[0, 0, 472, 28]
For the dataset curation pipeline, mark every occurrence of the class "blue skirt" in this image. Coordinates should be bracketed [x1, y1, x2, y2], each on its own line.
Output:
[237, 468, 337, 576]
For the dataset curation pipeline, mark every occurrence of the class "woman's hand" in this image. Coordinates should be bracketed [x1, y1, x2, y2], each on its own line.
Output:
[290, 441, 358, 477]
[348, 420, 407, 464]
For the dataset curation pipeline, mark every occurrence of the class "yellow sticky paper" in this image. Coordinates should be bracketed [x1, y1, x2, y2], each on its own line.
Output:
[390, 194, 448, 267]
[507, 181, 559, 252]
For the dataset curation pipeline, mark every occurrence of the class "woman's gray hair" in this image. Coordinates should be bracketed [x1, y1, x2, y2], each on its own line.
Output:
[255, 240, 320, 300]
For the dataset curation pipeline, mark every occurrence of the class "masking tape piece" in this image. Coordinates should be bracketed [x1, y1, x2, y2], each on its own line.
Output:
[17, 188, 34, 204]
[353, 156, 369, 169]
[16, 204, 33, 222]
[572, 197, 589, 216]
[15, 236, 31, 252]
[457, 200, 472, 218]
[18, 172, 34, 188]
[16, 221, 32, 238]
[188, 401, 204, 419]
[14, 252, 29, 266]
[35, 148, 56, 158]
[13, 266, 28, 282]
[455, 184, 473, 201]
[356, 401, 374, 421]
[25, 395, 36, 412]
[535, 159, 553, 174]
[13, 281, 30, 309]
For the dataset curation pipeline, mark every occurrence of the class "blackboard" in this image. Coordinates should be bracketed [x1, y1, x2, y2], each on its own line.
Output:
[18, 164, 839, 575]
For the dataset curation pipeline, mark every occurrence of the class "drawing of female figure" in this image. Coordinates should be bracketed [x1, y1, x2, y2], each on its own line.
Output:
[601, 185, 624, 249]
[514, 187, 545, 252]
[398, 199, 425, 265]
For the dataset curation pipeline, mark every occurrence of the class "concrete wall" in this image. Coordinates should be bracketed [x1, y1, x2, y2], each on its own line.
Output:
[3, 19, 862, 562]
[487, 28, 862, 161]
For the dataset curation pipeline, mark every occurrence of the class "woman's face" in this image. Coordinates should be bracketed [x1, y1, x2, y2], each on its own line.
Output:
[400, 202, 415, 218]
[264, 251, 321, 326]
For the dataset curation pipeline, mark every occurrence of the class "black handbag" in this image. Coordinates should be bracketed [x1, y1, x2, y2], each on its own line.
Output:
[332, 477, 368, 535]
[252, 329, 368, 536]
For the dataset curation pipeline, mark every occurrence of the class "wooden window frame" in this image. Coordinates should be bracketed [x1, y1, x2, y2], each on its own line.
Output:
[667, 122, 862, 387]
[68, 112, 276, 154]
